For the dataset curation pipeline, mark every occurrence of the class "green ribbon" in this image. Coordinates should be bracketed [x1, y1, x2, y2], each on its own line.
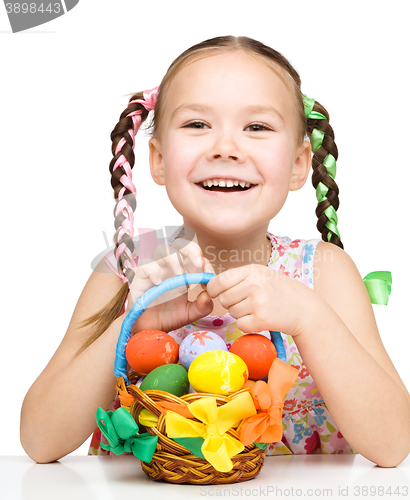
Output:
[173, 436, 206, 459]
[96, 407, 158, 462]
[303, 94, 326, 120]
[308, 110, 327, 120]
[316, 181, 329, 203]
[303, 94, 315, 117]
[254, 441, 267, 450]
[323, 205, 338, 227]
[363, 271, 392, 305]
[311, 128, 325, 152]
[323, 154, 336, 180]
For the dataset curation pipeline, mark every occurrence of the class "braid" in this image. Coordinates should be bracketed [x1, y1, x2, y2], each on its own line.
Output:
[74, 88, 158, 357]
[304, 95, 343, 250]
[109, 87, 158, 283]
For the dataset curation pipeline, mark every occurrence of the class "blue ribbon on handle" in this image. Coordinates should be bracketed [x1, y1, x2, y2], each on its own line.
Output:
[114, 272, 288, 384]
[270, 331, 287, 363]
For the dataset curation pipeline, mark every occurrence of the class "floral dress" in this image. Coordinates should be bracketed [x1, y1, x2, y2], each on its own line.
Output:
[88, 232, 357, 456]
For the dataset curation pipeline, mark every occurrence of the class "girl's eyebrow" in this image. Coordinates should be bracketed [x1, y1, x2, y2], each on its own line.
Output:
[243, 105, 284, 123]
[170, 103, 211, 121]
[170, 103, 284, 123]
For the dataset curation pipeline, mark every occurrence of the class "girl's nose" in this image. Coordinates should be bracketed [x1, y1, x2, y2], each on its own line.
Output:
[206, 133, 246, 163]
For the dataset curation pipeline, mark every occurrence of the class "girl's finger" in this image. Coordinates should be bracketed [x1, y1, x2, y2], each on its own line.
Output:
[152, 243, 186, 276]
[217, 280, 248, 309]
[225, 296, 252, 320]
[186, 289, 214, 321]
[133, 258, 162, 285]
[129, 259, 162, 302]
[171, 239, 204, 269]
[207, 266, 249, 298]
[203, 257, 215, 274]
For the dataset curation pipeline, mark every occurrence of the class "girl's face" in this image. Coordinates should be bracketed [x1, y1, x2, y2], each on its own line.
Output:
[149, 50, 311, 240]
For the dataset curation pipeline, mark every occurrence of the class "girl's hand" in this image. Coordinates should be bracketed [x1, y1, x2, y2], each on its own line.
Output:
[206, 264, 314, 337]
[127, 238, 215, 334]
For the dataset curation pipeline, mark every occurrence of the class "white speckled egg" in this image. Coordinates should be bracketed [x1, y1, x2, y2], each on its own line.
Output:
[179, 330, 227, 370]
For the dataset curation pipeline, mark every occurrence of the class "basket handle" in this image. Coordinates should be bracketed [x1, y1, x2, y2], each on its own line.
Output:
[114, 272, 286, 383]
[115, 273, 215, 382]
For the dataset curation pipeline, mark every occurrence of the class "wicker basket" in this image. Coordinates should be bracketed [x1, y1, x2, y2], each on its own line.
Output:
[116, 374, 266, 484]
[107, 273, 287, 485]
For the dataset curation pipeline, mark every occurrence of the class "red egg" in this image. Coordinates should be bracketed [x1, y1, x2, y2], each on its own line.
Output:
[229, 334, 277, 380]
[125, 330, 179, 375]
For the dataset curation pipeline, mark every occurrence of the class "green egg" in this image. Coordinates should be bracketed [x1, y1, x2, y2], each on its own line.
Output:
[140, 364, 189, 397]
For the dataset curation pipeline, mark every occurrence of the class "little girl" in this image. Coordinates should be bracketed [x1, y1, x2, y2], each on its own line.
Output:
[20, 36, 410, 467]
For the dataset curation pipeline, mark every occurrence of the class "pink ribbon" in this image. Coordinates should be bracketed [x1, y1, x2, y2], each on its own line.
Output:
[128, 86, 159, 112]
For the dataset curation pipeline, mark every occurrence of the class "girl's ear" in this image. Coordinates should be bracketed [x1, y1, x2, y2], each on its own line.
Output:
[149, 137, 166, 185]
[289, 140, 312, 191]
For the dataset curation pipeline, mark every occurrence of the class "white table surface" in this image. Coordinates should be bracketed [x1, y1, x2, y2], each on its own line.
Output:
[1, 454, 409, 500]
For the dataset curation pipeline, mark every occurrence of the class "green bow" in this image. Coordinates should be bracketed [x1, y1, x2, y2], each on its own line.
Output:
[363, 271, 392, 305]
[96, 407, 158, 462]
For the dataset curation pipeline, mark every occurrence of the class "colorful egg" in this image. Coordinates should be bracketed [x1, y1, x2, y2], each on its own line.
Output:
[188, 350, 248, 395]
[179, 330, 227, 370]
[125, 330, 179, 375]
[140, 364, 189, 397]
[229, 334, 277, 380]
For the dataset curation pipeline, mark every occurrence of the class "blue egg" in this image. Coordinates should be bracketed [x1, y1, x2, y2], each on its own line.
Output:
[179, 330, 227, 370]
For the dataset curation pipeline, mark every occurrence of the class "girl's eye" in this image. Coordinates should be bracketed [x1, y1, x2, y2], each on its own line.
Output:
[184, 121, 209, 129]
[245, 123, 272, 132]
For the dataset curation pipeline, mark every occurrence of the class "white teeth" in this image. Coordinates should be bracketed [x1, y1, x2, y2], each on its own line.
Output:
[200, 178, 253, 188]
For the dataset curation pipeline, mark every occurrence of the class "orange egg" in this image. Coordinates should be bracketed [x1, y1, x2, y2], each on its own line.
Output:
[125, 330, 179, 375]
[229, 334, 277, 380]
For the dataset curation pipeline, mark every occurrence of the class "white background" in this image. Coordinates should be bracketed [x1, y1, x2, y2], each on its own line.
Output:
[1, 0, 409, 457]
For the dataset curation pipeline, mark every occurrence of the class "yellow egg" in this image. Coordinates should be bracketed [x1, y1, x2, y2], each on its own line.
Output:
[188, 350, 248, 395]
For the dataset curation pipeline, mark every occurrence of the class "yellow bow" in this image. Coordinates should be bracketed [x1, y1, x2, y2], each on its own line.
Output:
[165, 392, 257, 472]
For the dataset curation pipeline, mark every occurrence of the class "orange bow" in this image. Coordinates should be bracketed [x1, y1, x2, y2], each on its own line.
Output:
[239, 358, 299, 446]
